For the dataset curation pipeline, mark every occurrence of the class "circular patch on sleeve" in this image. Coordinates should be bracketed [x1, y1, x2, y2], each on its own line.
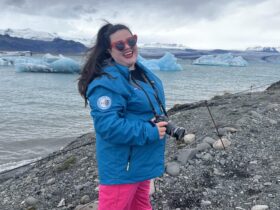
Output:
[97, 96, 112, 110]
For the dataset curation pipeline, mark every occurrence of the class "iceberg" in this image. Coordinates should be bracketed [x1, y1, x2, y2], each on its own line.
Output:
[49, 57, 80, 73]
[15, 63, 53, 73]
[0, 58, 13, 66]
[138, 52, 182, 71]
[4, 52, 181, 73]
[193, 53, 248, 67]
[11, 54, 81, 73]
[42, 53, 62, 63]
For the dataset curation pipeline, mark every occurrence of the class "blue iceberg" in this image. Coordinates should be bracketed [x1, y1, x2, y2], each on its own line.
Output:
[14, 54, 81, 73]
[0, 57, 13, 66]
[193, 53, 248, 67]
[15, 63, 53, 73]
[49, 57, 80, 73]
[42, 53, 62, 63]
[138, 52, 182, 71]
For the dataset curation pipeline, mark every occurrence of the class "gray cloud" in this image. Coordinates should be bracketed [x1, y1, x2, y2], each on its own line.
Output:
[1, 0, 270, 21]
[4, 0, 26, 7]
[1, 0, 279, 49]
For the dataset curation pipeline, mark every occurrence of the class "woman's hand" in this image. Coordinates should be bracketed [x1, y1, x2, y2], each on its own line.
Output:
[155, 121, 168, 139]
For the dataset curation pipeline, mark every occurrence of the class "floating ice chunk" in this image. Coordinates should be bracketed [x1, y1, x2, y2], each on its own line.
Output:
[42, 53, 63, 63]
[49, 57, 80, 73]
[15, 63, 53, 73]
[193, 53, 248, 67]
[0, 58, 12, 66]
[138, 52, 182, 71]
[13, 55, 80, 73]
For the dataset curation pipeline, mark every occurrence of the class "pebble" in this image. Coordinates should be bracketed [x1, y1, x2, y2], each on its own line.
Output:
[25, 196, 38, 207]
[196, 142, 211, 151]
[57, 198, 66, 207]
[166, 162, 180, 176]
[263, 182, 272, 186]
[201, 153, 213, 161]
[149, 179, 155, 195]
[251, 205, 269, 210]
[46, 178, 55, 185]
[177, 148, 198, 164]
[75, 201, 98, 210]
[213, 138, 231, 149]
[201, 200, 211, 206]
[250, 111, 263, 120]
[80, 195, 90, 204]
[183, 133, 195, 144]
[202, 136, 216, 145]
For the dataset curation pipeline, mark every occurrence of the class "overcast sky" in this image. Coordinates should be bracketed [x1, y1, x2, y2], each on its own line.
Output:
[1, 0, 279, 50]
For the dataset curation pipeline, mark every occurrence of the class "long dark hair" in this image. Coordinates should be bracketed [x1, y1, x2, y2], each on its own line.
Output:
[78, 23, 132, 106]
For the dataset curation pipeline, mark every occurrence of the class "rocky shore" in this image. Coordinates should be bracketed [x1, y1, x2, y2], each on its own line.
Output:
[0, 81, 280, 210]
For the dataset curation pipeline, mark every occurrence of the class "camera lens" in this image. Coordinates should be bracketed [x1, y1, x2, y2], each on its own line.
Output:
[166, 123, 185, 140]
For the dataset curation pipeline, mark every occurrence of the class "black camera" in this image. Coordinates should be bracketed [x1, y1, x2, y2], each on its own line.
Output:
[154, 115, 185, 140]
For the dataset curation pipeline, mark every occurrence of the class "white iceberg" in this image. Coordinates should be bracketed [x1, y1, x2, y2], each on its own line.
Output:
[14, 54, 81, 73]
[138, 52, 182, 71]
[42, 53, 63, 63]
[0, 58, 13, 66]
[15, 63, 53, 73]
[193, 53, 248, 67]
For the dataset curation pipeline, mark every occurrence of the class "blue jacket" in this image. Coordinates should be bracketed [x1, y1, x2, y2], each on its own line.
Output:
[86, 61, 166, 185]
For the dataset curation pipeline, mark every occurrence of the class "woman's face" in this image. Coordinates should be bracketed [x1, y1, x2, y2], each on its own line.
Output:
[109, 29, 138, 69]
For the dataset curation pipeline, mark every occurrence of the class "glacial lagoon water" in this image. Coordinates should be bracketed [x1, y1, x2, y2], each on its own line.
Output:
[1, 57, 280, 172]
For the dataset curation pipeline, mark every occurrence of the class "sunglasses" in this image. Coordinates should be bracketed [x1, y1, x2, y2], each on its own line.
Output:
[111, 35, 137, 51]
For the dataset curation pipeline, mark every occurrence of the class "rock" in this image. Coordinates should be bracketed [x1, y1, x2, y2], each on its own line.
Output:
[196, 142, 211, 151]
[149, 179, 155, 195]
[25, 196, 38, 207]
[80, 195, 90, 205]
[263, 103, 279, 112]
[263, 182, 272, 186]
[201, 153, 213, 161]
[166, 162, 180, 176]
[223, 127, 238, 133]
[213, 138, 231, 149]
[201, 200, 211, 206]
[267, 118, 277, 125]
[183, 133, 195, 144]
[46, 178, 55, 185]
[75, 201, 98, 210]
[202, 136, 216, 146]
[251, 205, 269, 210]
[250, 111, 263, 120]
[177, 148, 198, 164]
[57, 198, 66, 207]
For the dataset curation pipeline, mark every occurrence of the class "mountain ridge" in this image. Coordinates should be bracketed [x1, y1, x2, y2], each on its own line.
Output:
[0, 34, 87, 54]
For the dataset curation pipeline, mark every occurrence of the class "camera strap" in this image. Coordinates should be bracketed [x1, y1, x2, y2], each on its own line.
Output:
[115, 64, 167, 117]
[141, 72, 168, 117]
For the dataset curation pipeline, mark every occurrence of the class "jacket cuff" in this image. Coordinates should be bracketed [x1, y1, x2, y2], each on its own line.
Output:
[146, 122, 160, 143]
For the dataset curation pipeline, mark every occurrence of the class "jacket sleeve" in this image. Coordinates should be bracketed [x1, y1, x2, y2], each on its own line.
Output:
[88, 86, 160, 146]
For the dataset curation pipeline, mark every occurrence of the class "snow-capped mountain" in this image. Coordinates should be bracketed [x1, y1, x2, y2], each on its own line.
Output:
[0, 28, 94, 47]
[246, 46, 279, 52]
[0, 28, 59, 41]
[0, 28, 87, 53]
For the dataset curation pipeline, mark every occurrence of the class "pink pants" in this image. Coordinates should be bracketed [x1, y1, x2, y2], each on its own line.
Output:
[98, 180, 152, 210]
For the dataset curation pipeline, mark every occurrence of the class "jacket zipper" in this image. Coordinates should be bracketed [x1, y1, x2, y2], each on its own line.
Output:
[126, 147, 133, 171]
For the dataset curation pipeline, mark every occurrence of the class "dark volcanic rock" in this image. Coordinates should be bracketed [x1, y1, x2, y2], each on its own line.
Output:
[0, 87, 280, 210]
[266, 80, 280, 91]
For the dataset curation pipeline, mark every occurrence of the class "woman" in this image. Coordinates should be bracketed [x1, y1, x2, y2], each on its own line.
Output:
[78, 23, 167, 210]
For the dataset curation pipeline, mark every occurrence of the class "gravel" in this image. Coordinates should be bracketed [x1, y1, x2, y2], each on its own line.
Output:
[0, 81, 279, 210]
